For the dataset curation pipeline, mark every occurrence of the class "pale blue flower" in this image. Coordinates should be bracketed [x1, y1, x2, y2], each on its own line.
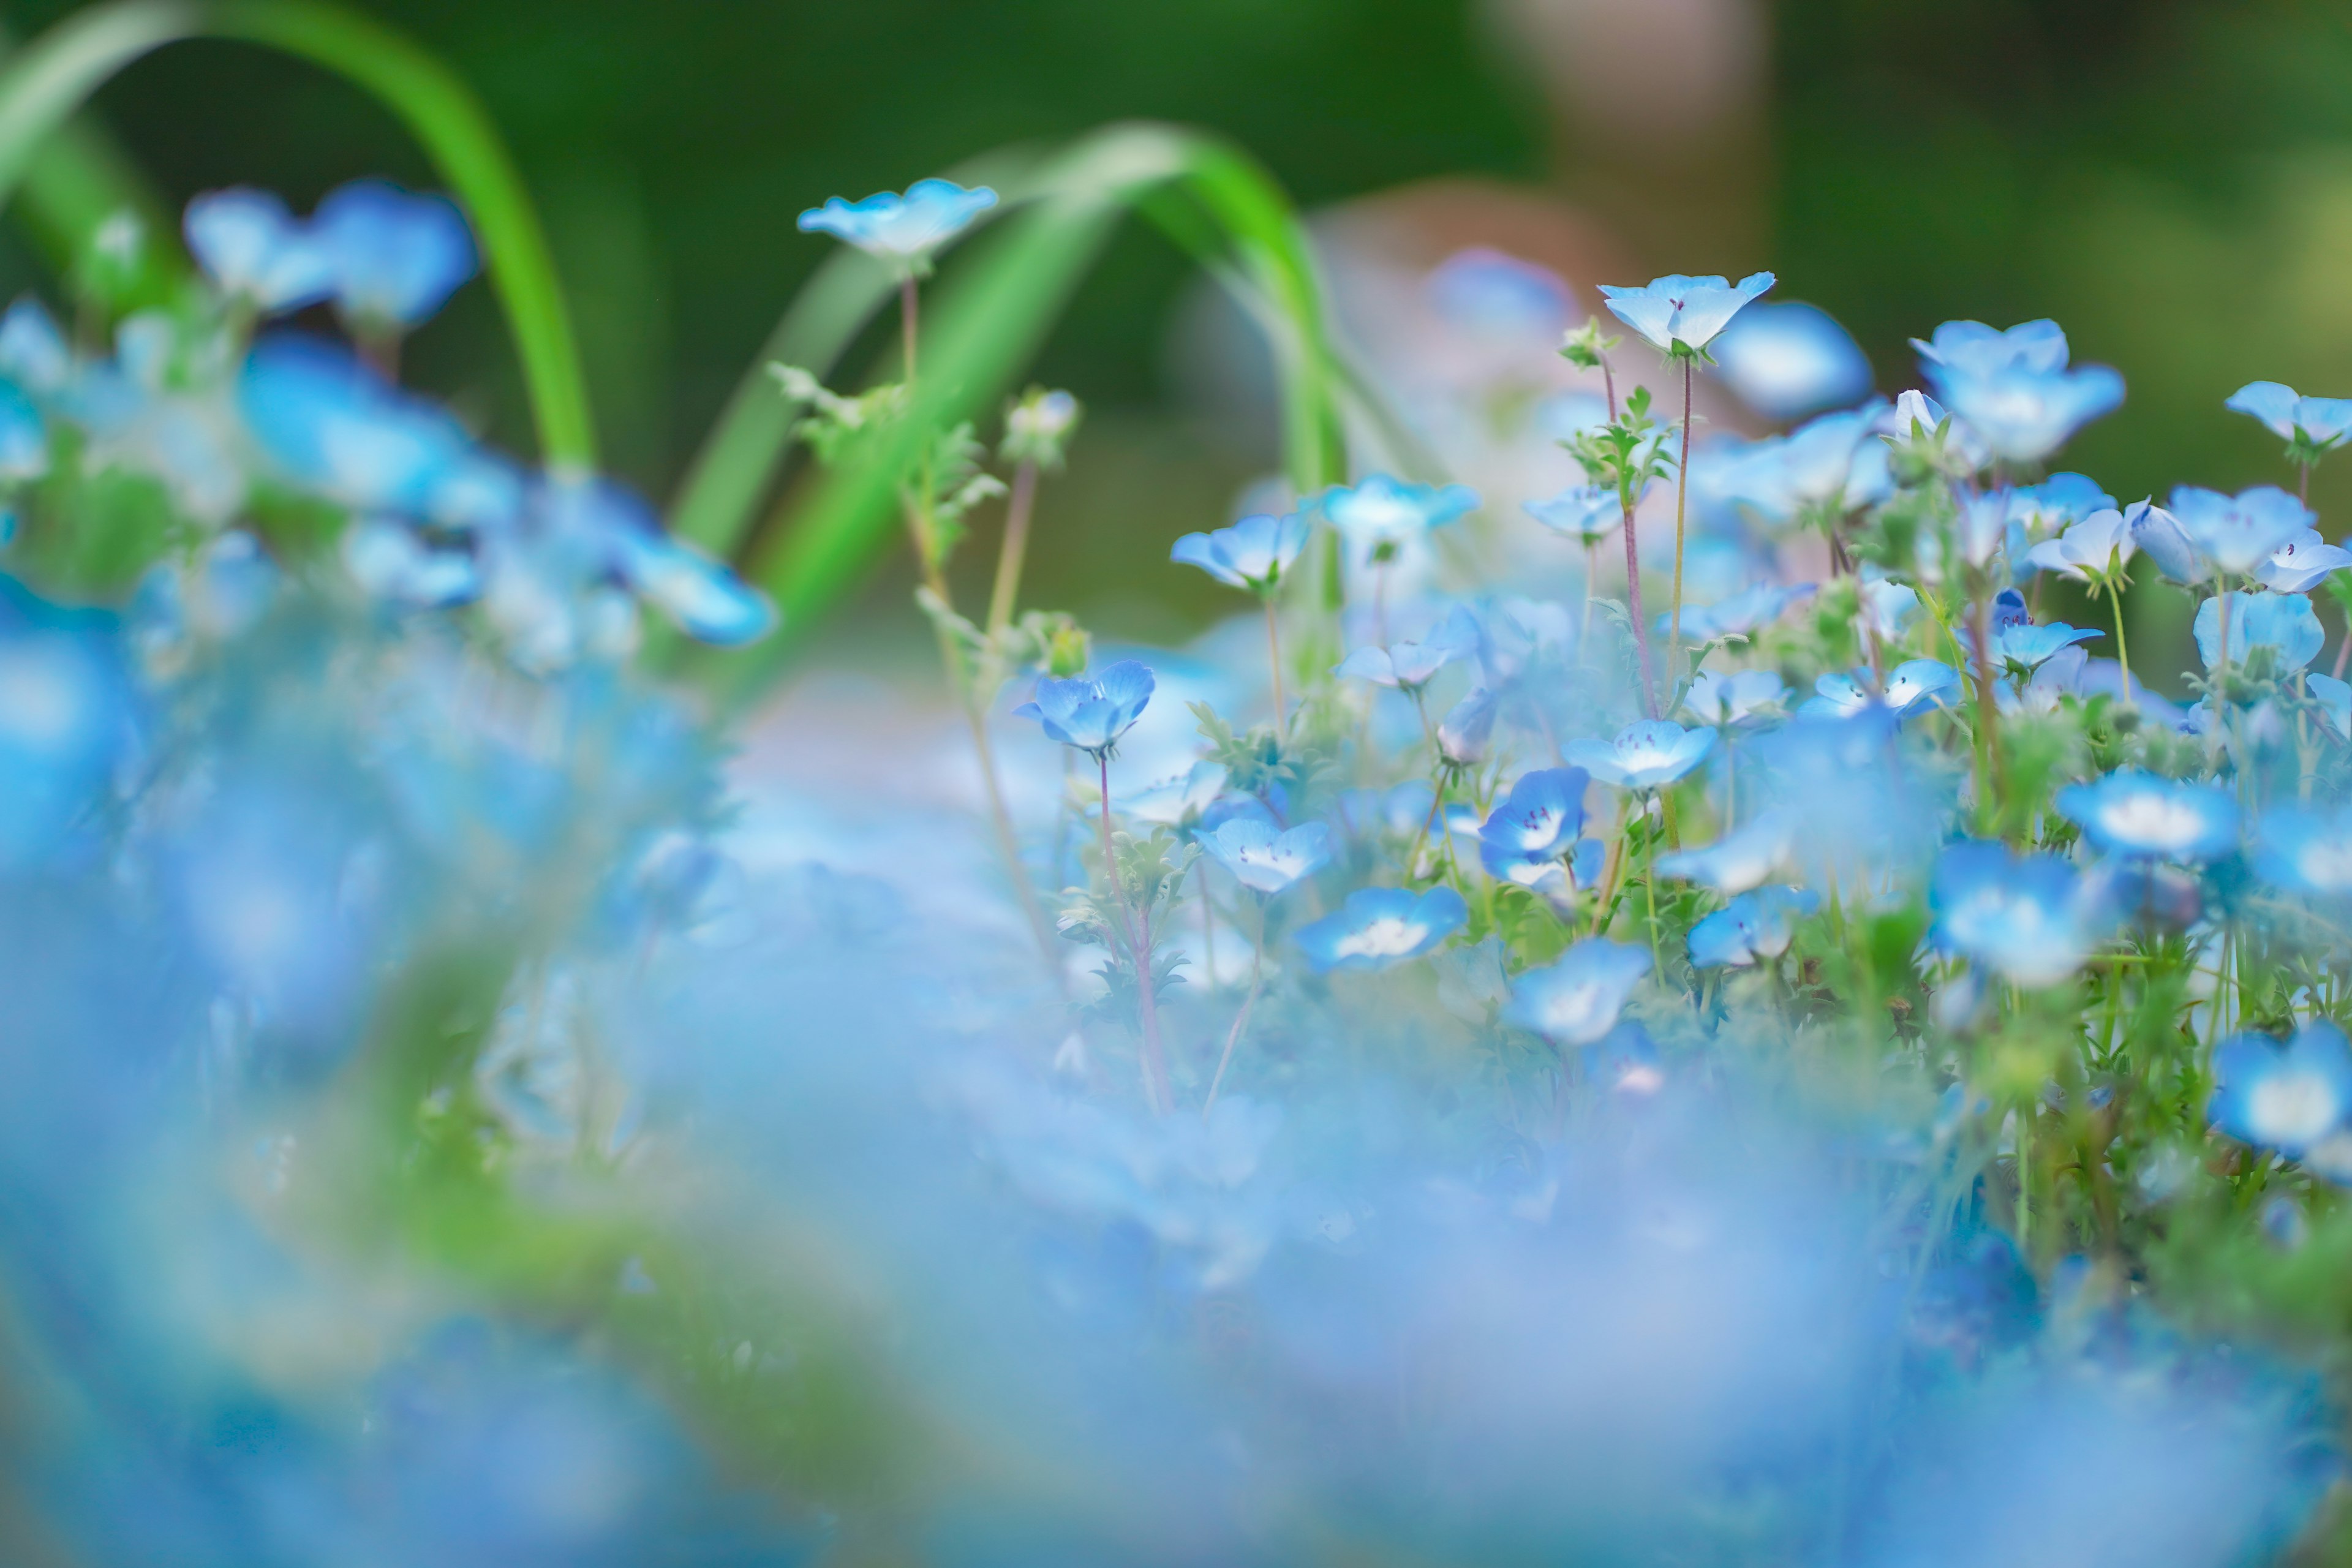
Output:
[1293, 885, 1467, 972]
[239, 334, 470, 514]
[1859, 576, 1920, 641]
[0, 296, 68, 397]
[1987, 617, 2101, 676]
[1523, 483, 1632, 546]
[315, 179, 478, 329]
[1566, 719, 1716, 789]
[1436, 685, 1498, 766]
[1931, 841, 2106, 987]
[1778, 401, 1890, 508]
[2025, 508, 2135, 582]
[2126, 499, 2206, 586]
[2225, 381, 2352, 452]
[2253, 804, 2352, 896]
[2256, 529, 2352, 594]
[1915, 319, 2123, 463]
[1656, 810, 1795, 895]
[183, 187, 333, 314]
[1335, 607, 1479, 690]
[342, 517, 480, 609]
[2209, 1022, 2352, 1160]
[1200, 818, 1332, 895]
[1705, 301, 1872, 420]
[1504, 938, 1652, 1044]
[1477, 766, 1589, 884]
[2056, 769, 2239, 863]
[1120, 761, 1229, 826]
[1599, 271, 1776, 356]
[796, 178, 997, 273]
[2008, 473, 2117, 541]
[1321, 473, 1479, 552]
[611, 527, 778, 646]
[1659, 581, 1815, 643]
[1015, 660, 1155, 758]
[1689, 886, 1819, 968]
[1683, 668, 1785, 726]
[0, 379, 45, 483]
[1800, 658, 1959, 720]
[2167, 485, 2313, 576]
[1425, 247, 1570, 340]
[1170, 511, 1309, 594]
[0, 575, 134, 869]
[2310, 672, 2352, 741]
[2193, 590, 2323, 672]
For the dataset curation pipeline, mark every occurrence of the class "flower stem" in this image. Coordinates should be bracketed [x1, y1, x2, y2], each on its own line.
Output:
[2106, 577, 2134, 707]
[1100, 751, 1171, 1113]
[1264, 594, 1287, 733]
[899, 275, 920, 382]
[1204, 902, 1266, 1117]
[984, 456, 1039, 654]
[1669, 352, 1693, 704]
[1621, 490, 1656, 718]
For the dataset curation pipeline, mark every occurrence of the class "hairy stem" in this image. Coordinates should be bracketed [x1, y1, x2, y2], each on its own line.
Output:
[1101, 752, 1171, 1113]
[1203, 903, 1266, 1117]
[1264, 594, 1287, 732]
[1668, 352, 1692, 703]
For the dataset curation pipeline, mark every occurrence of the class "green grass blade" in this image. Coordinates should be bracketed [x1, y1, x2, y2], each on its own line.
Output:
[0, 0, 595, 467]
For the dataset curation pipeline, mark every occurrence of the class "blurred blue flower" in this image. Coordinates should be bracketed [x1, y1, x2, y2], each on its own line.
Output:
[1321, 473, 1479, 554]
[1683, 668, 1785, 727]
[0, 576, 134, 868]
[315, 179, 478, 330]
[1436, 685, 1498, 767]
[239, 334, 471, 514]
[1599, 272, 1776, 356]
[2225, 381, 2352, 452]
[2253, 804, 2352, 897]
[2255, 529, 2352, 594]
[1986, 616, 2101, 676]
[343, 518, 481, 610]
[2010, 472, 2117, 536]
[1016, 661, 1155, 758]
[1477, 766, 1589, 885]
[2025, 508, 2135, 582]
[0, 377, 46, 483]
[2312, 671, 2352, 741]
[0, 296, 69, 397]
[1932, 841, 2106, 987]
[1523, 483, 1631, 546]
[611, 527, 777, 646]
[1860, 575, 1921, 641]
[1335, 607, 1479, 690]
[1656, 809, 1795, 895]
[2193, 590, 2323, 673]
[1503, 938, 1651, 1044]
[2126, 499, 2207, 586]
[1566, 719, 1716, 789]
[1425, 247, 1571, 341]
[1657, 581, 1814, 643]
[1705, 301, 1872, 420]
[1689, 886, 1819, 968]
[2056, 769, 2238, 863]
[1171, 511, 1308, 594]
[1915, 319, 2123, 463]
[1200, 818, 1331, 895]
[1121, 761, 1229, 826]
[797, 178, 998, 273]
[1293, 884, 1466, 972]
[1801, 658, 1959, 720]
[2167, 484, 2313, 576]
[183, 187, 333, 314]
[2209, 1022, 2352, 1161]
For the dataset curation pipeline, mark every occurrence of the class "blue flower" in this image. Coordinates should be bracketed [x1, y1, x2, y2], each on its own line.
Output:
[1120, 761, 1229, 826]
[1321, 474, 1479, 554]
[1523, 483, 1630, 546]
[2193, 590, 2323, 673]
[1599, 271, 1776, 356]
[1015, 661, 1155, 758]
[1656, 809, 1795, 894]
[2024, 508, 2134, 582]
[796, 178, 997, 274]
[1477, 767, 1589, 884]
[2124, 498, 2206, 586]
[1503, 938, 1652, 1044]
[1683, 668, 1785, 727]
[2225, 381, 2352, 452]
[1914, 318, 2123, 463]
[2009, 472, 2117, 535]
[1200, 818, 1332, 895]
[2209, 1022, 2352, 1160]
[1293, 884, 1467, 972]
[1436, 685, 1498, 767]
[1657, 581, 1815, 643]
[1425, 247, 1571, 341]
[1705, 300, 1872, 420]
[1859, 576, 1921, 641]
[1170, 511, 1309, 594]
[239, 334, 471, 514]
[0, 575, 134, 869]
[2256, 529, 2352, 594]
[1566, 719, 1716, 790]
[2056, 769, 2239, 863]
[2312, 671, 2352, 741]
[183, 188, 332, 314]
[1334, 607, 1479, 690]
[342, 518, 480, 609]
[1800, 658, 1960, 720]
[1931, 841, 2106, 987]
[1986, 617, 2101, 676]
[2166, 485, 2313, 576]
[315, 179, 478, 330]
[1689, 886, 1819, 968]
[610, 527, 778, 646]
[1773, 401, 1891, 512]
[0, 378, 46, 483]
[2253, 804, 2352, 896]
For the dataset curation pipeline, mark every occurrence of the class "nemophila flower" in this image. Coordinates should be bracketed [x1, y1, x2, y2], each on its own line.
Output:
[0, 576, 134, 868]
[1335, 608, 1479, 691]
[1425, 247, 1571, 341]
[1684, 668, 1785, 727]
[1657, 809, 1795, 895]
[1599, 271, 1776, 357]
[239, 334, 472, 515]
[343, 517, 480, 609]
[1781, 401, 1891, 508]
[2225, 381, 2352, 453]
[1504, 938, 1652, 1044]
[1524, 483, 1634, 546]
[2209, 1022, 2352, 1161]
[1659, 581, 1814, 643]
[796, 178, 997, 274]
[1985, 617, 2101, 677]
[1689, 886, 1819, 968]
[2256, 529, 2352, 594]
[1477, 766, 1589, 884]
[2010, 472, 2117, 537]
[183, 188, 332, 314]
[2026, 508, 2135, 581]
[1913, 318, 2124, 463]
[1015, 660, 1154, 758]
[2056, 769, 2239, 863]
[1705, 300, 1872, 420]
[1171, 511, 1308, 595]
[1567, 719, 1716, 789]
[1436, 685, 1498, 767]
[1002, 387, 1080, 467]
[1321, 473, 1479, 555]
[1293, 884, 1467, 972]
[2122, 498, 2207, 586]
[2167, 485, 2313, 576]
[1120, 761, 1229, 826]
[1800, 658, 1959, 720]
[2194, 590, 2323, 672]
[0, 379, 45, 483]
[2310, 672, 2352, 741]
[1859, 576, 1920, 642]
[611, 526, 778, 646]
[315, 179, 478, 330]
[2253, 804, 2352, 896]
[1200, 818, 1332, 895]
[1931, 841, 2107, 987]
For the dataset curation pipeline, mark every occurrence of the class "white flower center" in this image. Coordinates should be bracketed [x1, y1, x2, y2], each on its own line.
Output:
[2248, 1071, 2341, 1148]
[1333, 916, 1428, 960]
[2098, 793, 2211, 853]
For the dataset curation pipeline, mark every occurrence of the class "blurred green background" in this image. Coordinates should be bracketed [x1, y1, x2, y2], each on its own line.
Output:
[6, 0, 2352, 661]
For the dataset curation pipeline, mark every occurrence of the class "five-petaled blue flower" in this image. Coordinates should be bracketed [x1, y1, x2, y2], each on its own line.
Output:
[1200, 818, 1331, 895]
[1477, 767, 1589, 886]
[315, 179, 479, 330]
[2024, 508, 2135, 582]
[1984, 617, 2101, 678]
[1931, 840, 2106, 988]
[1321, 474, 1479, 556]
[2226, 382, 2352, 456]
[2253, 804, 2352, 897]
[1656, 810, 1794, 895]
[1599, 272, 1776, 357]
[1171, 512, 1309, 595]
[1566, 720, 1716, 790]
[184, 188, 333, 315]
[1800, 659, 1959, 720]
[1334, 608, 1480, 691]
[2166, 485, 2313, 576]
[1705, 301, 1873, 420]
[1523, 483, 1631, 546]
[797, 178, 998, 274]
[1684, 668, 1786, 728]
[1294, 885, 1468, 973]
[2056, 769, 2238, 863]
[2194, 590, 2323, 673]
[1504, 938, 1652, 1044]
[1016, 660, 1155, 758]
[2256, 530, 2352, 594]
[2209, 1022, 2352, 1162]
[1689, 886, 1819, 968]
[1658, 581, 1815, 643]
[1913, 318, 2123, 464]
